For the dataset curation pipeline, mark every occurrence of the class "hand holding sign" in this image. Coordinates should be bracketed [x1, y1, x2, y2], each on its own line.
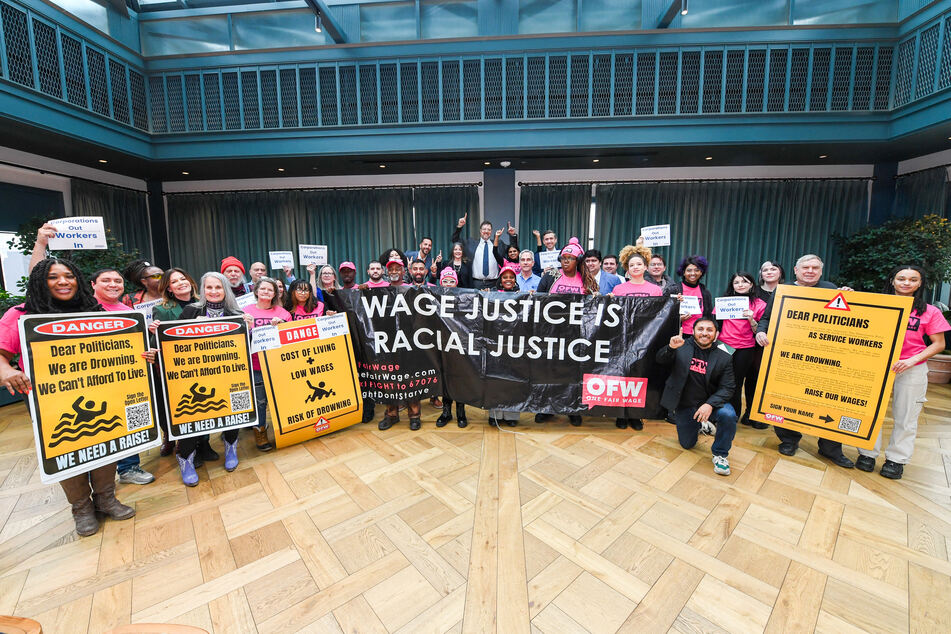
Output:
[36, 223, 57, 248]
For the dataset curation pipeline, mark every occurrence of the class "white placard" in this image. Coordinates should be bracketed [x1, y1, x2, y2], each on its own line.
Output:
[538, 251, 561, 270]
[235, 292, 257, 309]
[640, 224, 671, 247]
[714, 296, 750, 321]
[679, 294, 702, 315]
[48, 216, 107, 250]
[316, 313, 348, 339]
[298, 244, 328, 266]
[251, 324, 281, 353]
[269, 251, 295, 269]
[133, 298, 163, 324]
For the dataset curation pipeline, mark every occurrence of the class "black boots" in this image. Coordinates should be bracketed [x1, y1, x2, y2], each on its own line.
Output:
[455, 402, 468, 428]
[436, 402, 452, 427]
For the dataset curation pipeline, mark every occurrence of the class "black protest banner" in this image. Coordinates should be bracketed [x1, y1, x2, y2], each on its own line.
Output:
[338, 288, 680, 417]
[156, 317, 258, 439]
[19, 311, 160, 483]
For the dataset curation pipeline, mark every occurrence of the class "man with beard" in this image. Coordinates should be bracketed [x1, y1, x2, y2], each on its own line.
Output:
[406, 237, 434, 271]
[409, 259, 435, 287]
[220, 256, 251, 296]
[339, 262, 357, 289]
[363, 260, 389, 288]
[657, 318, 737, 476]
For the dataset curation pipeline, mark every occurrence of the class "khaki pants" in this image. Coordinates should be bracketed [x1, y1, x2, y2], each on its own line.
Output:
[859, 362, 928, 464]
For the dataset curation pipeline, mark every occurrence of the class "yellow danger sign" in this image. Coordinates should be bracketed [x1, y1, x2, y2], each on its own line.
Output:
[750, 286, 912, 448]
[156, 317, 257, 439]
[20, 312, 159, 483]
[259, 315, 362, 448]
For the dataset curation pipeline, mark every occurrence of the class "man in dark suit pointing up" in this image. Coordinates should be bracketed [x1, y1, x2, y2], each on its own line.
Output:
[451, 212, 500, 290]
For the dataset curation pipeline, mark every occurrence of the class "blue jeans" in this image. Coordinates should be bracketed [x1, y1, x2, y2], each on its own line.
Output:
[116, 453, 139, 474]
[673, 403, 737, 457]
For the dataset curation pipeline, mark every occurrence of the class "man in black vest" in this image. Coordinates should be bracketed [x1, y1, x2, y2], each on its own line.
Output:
[657, 318, 737, 476]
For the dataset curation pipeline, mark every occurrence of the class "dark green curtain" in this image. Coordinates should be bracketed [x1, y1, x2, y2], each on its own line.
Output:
[595, 179, 870, 293]
[71, 179, 151, 259]
[166, 188, 414, 280]
[413, 186, 479, 256]
[893, 167, 949, 219]
[519, 185, 592, 248]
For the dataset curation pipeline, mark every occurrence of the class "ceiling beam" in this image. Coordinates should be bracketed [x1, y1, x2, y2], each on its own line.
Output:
[103, 0, 130, 18]
[656, 0, 683, 29]
[302, 0, 349, 44]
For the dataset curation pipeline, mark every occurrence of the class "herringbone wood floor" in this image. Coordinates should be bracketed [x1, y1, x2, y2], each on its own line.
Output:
[1, 386, 951, 633]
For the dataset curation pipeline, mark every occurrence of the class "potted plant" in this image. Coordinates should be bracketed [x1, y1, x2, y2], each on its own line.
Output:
[835, 215, 951, 384]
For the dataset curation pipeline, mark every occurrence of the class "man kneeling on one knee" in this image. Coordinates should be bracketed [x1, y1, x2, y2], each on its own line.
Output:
[656, 318, 737, 476]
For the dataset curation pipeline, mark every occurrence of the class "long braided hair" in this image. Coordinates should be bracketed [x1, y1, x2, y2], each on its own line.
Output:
[21, 258, 100, 314]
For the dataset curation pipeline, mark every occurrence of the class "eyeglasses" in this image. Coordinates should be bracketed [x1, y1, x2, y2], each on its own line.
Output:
[295, 288, 310, 294]
[144, 273, 163, 280]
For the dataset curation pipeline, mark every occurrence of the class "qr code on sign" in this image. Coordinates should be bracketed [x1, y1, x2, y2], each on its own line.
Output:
[230, 390, 252, 413]
[838, 416, 861, 433]
[125, 402, 152, 431]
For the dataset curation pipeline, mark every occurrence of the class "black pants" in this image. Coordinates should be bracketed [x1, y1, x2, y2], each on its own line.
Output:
[177, 430, 239, 457]
[774, 425, 844, 455]
[473, 278, 498, 290]
[730, 346, 760, 421]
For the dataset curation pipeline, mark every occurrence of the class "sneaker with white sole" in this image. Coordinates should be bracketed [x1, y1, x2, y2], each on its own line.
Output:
[712, 455, 730, 476]
[118, 466, 155, 485]
[699, 420, 716, 436]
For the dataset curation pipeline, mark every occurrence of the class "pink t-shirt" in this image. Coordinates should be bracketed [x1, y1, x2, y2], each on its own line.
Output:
[365, 279, 390, 288]
[901, 304, 951, 363]
[0, 305, 25, 355]
[716, 297, 767, 349]
[243, 304, 292, 370]
[613, 281, 663, 297]
[549, 273, 585, 294]
[681, 284, 703, 335]
[291, 303, 324, 320]
[99, 300, 128, 312]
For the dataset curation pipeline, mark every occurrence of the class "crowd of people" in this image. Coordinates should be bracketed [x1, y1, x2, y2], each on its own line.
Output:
[0, 219, 946, 537]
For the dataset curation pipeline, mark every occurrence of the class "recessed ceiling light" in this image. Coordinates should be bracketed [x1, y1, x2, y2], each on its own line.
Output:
[379, 164, 386, 168]
[181, 171, 189, 175]
[592, 159, 600, 163]
[98, 159, 107, 164]
[705, 156, 713, 160]
[500, 160, 511, 168]
[818, 155, 827, 159]
[484, 161, 491, 165]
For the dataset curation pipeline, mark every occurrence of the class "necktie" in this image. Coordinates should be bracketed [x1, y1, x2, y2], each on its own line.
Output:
[482, 241, 489, 277]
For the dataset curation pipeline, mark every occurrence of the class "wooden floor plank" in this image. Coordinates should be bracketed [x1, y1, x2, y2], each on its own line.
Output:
[462, 429, 498, 634]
